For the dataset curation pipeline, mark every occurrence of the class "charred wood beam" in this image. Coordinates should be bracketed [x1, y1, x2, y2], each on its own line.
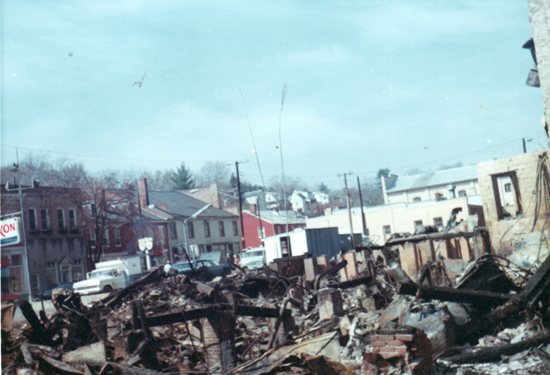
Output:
[136, 304, 289, 329]
[519, 253, 550, 309]
[20, 301, 53, 345]
[337, 275, 373, 289]
[101, 267, 165, 308]
[386, 231, 479, 246]
[399, 282, 511, 305]
[445, 333, 550, 363]
[314, 260, 348, 290]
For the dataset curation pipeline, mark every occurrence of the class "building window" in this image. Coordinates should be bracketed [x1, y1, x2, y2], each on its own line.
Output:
[169, 222, 177, 239]
[46, 261, 56, 269]
[204, 221, 211, 238]
[57, 209, 66, 232]
[68, 209, 77, 229]
[492, 172, 523, 220]
[90, 232, 97, 248]
[383, 225, 391, 236]
[188, 222, 195, 239]
[11, 255, 22, 266]
[434, 217, 443, 227]
[219, 221, 225, 237]
[258, 227, 266, 238]
[206, 245, 212, 252]
[74, 259, 81, 265]
[28, 209, 37, 231]
[414, 220, 423, 230]
[232, 221, 238, 236]
[40, 209, 49, 231]
[458, 190, 467, 197]
[103, 229, 110, 246]
[114, 228, 122, 246]
[31, 274, 39, 294]
[413, 197, 421, 202]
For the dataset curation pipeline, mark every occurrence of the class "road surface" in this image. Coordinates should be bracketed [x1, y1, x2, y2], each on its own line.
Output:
[11, 293, 109, 323]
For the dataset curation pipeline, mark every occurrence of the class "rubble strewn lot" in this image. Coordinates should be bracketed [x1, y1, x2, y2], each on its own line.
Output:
[2, 249, 550, 374]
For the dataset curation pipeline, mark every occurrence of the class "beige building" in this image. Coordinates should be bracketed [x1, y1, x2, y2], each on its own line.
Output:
[306, 195, 484, 245]
[476, 149, 550, 257]
[382, 166, 479, 205]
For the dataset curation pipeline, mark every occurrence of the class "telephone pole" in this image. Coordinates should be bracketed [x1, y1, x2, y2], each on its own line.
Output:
[357, 176, 367, 238]
[233, 161, 249, 252]
[341, 172, 355, 249]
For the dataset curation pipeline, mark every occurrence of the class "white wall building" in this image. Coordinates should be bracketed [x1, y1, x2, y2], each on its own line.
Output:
[382, 166, 479, 205]
[306, 196, 484, 245]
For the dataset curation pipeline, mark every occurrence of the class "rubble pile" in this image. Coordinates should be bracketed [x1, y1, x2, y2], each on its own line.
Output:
[2, 250, 550, 374]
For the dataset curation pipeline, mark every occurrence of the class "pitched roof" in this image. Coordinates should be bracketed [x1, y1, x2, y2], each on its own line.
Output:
[244, 209, 306, 224]
[147, 191, 236, 219]
[385, 166, 478, 193]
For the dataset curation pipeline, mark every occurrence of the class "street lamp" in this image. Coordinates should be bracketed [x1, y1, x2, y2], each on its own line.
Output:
[138, 237, 153, 270]
[183, 204, 212, 262]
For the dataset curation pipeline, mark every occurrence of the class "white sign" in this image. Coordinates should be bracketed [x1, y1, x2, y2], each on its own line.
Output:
[0, 217, 21, 246]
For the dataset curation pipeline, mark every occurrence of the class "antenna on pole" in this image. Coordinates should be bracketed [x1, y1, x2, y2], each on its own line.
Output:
[278, 83, 289, 234]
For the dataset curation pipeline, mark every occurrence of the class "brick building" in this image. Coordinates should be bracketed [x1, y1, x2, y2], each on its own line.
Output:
[1, 184, 87, 299]
[242, 207, 306, 249]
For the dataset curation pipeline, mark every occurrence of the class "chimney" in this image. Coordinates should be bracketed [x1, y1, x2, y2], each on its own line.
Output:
[138, 178, 149, 208]
[250, 203, 257, 215]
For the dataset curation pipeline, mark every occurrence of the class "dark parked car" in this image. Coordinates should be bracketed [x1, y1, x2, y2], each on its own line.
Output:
[35, 282, 74, 300]
[172, 259, 231, 281]
[1, 292, 20, 305]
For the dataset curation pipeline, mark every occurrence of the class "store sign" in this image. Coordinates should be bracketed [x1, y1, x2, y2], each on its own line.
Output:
[0, 218, 21, 246]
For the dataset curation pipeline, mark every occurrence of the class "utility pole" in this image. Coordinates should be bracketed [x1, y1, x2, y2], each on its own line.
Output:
[233, 161, 249, 252]
[523, 138, 533, 153]
[357, 176, 367, 238]
[341, 173, 355, 249]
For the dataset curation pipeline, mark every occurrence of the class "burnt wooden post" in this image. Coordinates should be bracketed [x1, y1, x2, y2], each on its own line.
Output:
[200, 311, 237, 373]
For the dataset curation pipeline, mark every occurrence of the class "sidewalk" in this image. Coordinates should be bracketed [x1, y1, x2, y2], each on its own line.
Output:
[12, 293, 108, 323]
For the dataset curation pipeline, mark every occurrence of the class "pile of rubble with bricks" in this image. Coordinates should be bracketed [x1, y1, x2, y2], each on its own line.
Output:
[2, 244, 550, 374]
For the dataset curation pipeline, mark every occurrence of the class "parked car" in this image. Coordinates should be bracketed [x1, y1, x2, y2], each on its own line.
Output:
[240, 248, 266, 269]
[35, 282, 74, 300]
[1, 292, 20, 305]
[172, 259, 231, 281]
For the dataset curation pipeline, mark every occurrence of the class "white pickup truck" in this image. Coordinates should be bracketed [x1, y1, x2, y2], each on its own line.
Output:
[73, 259, 135, 295]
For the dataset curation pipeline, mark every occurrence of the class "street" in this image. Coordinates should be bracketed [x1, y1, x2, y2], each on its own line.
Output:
[11, 293, 109, 323]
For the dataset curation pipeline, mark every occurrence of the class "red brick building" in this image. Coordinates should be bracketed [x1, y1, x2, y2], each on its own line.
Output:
[242, 206, 306, 249]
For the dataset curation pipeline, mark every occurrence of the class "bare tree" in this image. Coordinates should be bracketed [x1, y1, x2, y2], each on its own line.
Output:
[196, 161, 230, 188]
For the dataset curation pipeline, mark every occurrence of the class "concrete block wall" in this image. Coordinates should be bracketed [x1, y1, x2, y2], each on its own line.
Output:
[477, 150, 550, 255]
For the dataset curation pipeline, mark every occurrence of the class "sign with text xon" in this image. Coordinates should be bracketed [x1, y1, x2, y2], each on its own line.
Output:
[1, 217, 21, 246]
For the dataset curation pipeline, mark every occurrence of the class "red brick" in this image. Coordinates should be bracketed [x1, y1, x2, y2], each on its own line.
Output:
[394, 346, 408, 354]
[371, 341, 387, 347]
[396, 334, 414, 342]
[370, 335, 379, 341]
[371, 347, 380, 353]
[386, 340, 404, 346]
[377, 334, 395, 341]
[380, 352, 399, 359]
[379, 346, 395, 353]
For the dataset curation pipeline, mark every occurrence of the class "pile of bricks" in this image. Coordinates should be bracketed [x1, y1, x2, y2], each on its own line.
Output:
[364, 328, 433, 373]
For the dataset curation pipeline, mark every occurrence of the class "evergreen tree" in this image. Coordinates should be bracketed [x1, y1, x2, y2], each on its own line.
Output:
[171, 162, 195, 190]
[318, 182, 329, 193]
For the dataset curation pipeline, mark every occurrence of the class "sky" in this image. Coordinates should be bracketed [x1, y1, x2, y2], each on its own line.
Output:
[1, 0, 547, 190]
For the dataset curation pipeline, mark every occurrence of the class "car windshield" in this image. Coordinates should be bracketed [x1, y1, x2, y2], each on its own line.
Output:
[173, 262, 192, 271]
[243, 251, 264, 258]
[90, 270, 114, 278]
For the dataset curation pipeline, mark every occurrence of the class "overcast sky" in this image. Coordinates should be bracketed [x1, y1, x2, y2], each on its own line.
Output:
[1, 1, 546, 189]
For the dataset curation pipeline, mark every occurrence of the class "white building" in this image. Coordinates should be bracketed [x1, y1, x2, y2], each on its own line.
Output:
[382, 166, 479, 205]
[306, 196, 484, 245]
[289, 190, 330, 212]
